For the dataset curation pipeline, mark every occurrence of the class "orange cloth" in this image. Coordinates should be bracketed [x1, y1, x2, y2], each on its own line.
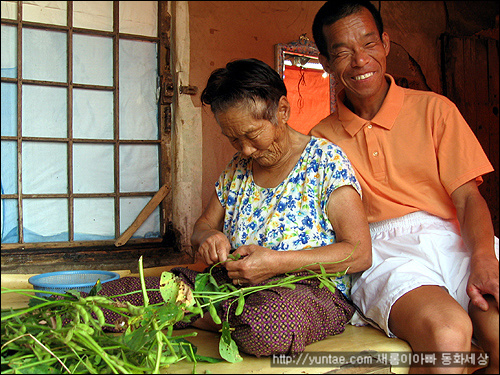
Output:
[311, 74, 494, 223]
[284, 65, 330, 135]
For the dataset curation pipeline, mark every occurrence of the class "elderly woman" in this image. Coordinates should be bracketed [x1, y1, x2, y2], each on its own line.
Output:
[171, 58, 372, 356]
[88, 58, 371, 357]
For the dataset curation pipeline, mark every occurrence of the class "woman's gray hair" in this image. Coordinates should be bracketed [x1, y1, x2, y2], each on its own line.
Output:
[200, 58, 287, 124]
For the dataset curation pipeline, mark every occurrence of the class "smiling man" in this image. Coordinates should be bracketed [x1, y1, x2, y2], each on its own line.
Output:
[310, 1, 499, 373]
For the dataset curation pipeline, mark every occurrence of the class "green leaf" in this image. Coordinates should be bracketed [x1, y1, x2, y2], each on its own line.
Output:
[4, 356, 60, 374]
[175, 339, 197, 361]
[208, 302, 221, 325]
[93, 355, 102, 366]
[121, 325, 158, 351]
[219, 321, 243, 363]
[66, 289, 82, 299]
[319, 278, 338, 294]
[85, 357, 97, 373]
[185, 304, 203, 316]
[279, 274, 297, 283]
[194, 354, 224, 363]
[154, 303, 185, 326]
[159, 272, 180, 305]
[194, 273, 220, 307]
[194, 273, 210, 292]
[319, 263, 326, 276]
[159, 355, 181, 366]
[223, 283, 238, 292]
[88, 279, 103, 296]
[27, 296, 53, 308]
[227, 253, 242, 261]
[235, 292, 245, 316]
[208, 275, 219, 289]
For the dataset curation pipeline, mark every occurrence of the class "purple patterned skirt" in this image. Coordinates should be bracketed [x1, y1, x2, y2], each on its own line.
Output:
[90, 266, 355, 357]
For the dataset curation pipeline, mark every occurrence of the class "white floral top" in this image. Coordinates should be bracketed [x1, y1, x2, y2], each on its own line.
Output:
[215, 136, 361, 297]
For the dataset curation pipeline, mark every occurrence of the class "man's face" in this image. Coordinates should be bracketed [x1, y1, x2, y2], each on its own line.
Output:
[319, 7, 390, 102]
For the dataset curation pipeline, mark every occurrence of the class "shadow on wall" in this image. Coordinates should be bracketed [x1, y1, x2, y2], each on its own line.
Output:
[387, 42, 431, 92]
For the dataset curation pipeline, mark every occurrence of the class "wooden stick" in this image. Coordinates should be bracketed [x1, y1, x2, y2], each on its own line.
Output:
[114, 184, 170, 247]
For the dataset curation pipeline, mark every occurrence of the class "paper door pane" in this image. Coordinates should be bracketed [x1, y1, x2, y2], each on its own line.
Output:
[119, 1, 157, 37]
[73, 144, 114, 194]
[23, 198, 68, 242]
[1, 25, 17, 78]
[1, 82, 17, 136]
[119, 144, 159, 192]
[22, 142, 67, 194]
[23, 28, 67, 83]
[73, 34, 113, 86]
[74, 198, 115, 239]
[22, 85, 67, 138]
[73, 1, 113, 32]
[120, 197, 160, 237]
[119, 39, 158, 140]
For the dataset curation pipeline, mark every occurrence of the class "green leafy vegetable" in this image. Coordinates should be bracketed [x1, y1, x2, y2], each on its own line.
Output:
[2, 247, 354, 373]
[219, 321, 243, 363]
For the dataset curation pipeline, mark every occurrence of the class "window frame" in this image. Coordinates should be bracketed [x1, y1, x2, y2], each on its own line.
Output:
[0, 1, 188, 273]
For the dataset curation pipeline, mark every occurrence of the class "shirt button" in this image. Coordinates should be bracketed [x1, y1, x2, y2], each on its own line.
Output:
[372, 151, 379, 157]
[367, 124, 373, 129]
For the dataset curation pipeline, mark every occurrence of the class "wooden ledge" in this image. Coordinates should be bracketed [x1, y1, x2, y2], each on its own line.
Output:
[165, 325, 411, 374]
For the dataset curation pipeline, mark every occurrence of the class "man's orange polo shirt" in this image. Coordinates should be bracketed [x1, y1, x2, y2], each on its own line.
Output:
[310, 74, 494, 223]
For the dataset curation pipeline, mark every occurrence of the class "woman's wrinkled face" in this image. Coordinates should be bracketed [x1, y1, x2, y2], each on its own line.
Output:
[215, 101, 287, 167]
[319, 7, 390, 101]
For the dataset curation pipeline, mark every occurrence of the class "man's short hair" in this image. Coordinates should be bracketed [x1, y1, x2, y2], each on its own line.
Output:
[312, 0, 384, 59]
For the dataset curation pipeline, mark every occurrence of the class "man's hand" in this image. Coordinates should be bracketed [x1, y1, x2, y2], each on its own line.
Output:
[467, 255, 499, 311]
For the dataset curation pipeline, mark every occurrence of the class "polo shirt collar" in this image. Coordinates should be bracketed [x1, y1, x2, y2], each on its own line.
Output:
[337, 74, 404, 136]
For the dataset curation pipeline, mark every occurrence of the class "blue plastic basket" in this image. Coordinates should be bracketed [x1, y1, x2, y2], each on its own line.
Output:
[28, 270, 120, 297]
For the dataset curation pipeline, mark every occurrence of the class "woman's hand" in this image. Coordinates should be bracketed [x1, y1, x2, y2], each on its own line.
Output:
[224, 245, 278, 285]
[196, 230, 232, 265]
[191, 191, 229, 266]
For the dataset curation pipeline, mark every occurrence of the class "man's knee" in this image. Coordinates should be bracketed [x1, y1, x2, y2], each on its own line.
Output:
[390, 286, 474, 351]
[428, 315, 473, 350]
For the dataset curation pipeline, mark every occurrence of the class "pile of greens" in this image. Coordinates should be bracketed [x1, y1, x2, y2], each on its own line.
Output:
[1, 255, 348, 374]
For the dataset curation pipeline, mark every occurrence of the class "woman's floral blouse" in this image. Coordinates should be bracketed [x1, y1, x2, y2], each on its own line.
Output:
[215, 136, 361, 297]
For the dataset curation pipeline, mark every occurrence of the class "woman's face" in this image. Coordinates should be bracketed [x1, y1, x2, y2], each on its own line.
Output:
[216, 101, 287, 168]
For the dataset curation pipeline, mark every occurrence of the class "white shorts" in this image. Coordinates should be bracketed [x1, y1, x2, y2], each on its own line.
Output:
[351, 211, 500, 338]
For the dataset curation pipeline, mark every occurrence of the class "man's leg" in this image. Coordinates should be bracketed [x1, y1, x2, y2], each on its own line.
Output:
[469, 294, 499, 374]
[389, 285, 473, 374]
